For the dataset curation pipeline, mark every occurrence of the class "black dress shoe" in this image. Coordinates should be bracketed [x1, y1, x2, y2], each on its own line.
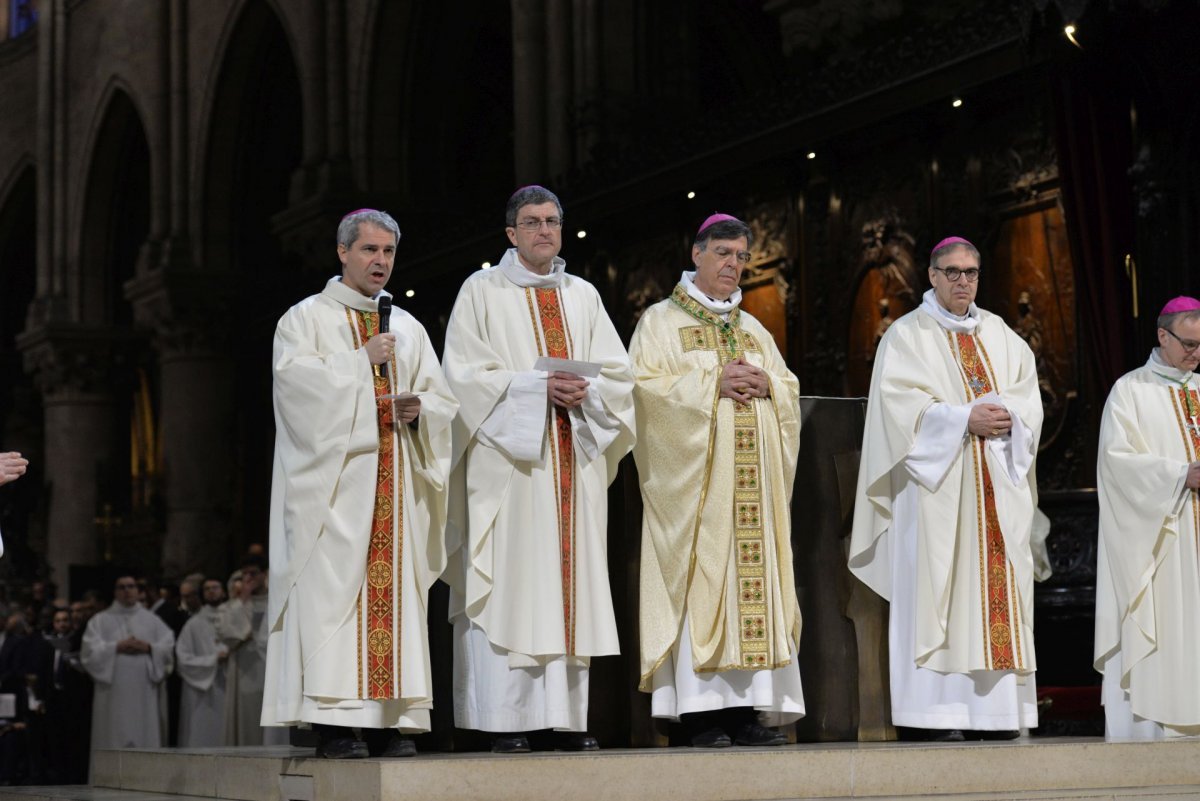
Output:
[316, 736, 369, 759]
[969, 729, 1020, 741]
[732, 721, 787, 747]
[367, 733, 417, 757]
[929, 729, 966, 742]
[689, 726, 732, 748]
[491, 734, 532, 753]
[556, 732, 599, 751]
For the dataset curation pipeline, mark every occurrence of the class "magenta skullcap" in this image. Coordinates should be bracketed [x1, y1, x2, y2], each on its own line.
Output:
[697, 213, 742, 235]
[930, 236, 976, 258]
[1160, 296, 1200, 315]
[341, 208, 378, 219]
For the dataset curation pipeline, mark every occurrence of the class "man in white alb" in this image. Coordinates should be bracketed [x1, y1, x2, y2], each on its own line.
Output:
[849, 236, 1042, 739]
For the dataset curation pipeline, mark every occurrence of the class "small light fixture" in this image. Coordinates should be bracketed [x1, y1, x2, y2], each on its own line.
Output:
[951, 97, 963, 108]
[577, 230, 587, 239]
[481, 261, 491, 269]
[405, 289, 415, 298]
[686, 191, 696, 199]
[1064, 23, 1081, 48]
[806, 151, 816, 160]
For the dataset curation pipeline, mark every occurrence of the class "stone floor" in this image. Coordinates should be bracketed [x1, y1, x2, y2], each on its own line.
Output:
[1, 738, 1199, 801]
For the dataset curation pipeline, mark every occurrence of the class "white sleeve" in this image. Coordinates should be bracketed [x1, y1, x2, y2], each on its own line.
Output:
[904, 401, 970, 490]
[476, 370, 548, 463]
[987, 393, 1035, 485]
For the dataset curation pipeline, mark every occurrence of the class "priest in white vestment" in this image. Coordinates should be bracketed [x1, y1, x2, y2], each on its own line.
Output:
[176, 578, 228, 747]
[849, 236, 1043, 737]
[0, 452, 27, 557]
[1096, 296, 1200, 739]
[442, 186, 636, 753]
[631, 213, 805, 748]
[263, 209, 457, 759]
[219, 555, 286, 746]
[81, 575, 175, 750]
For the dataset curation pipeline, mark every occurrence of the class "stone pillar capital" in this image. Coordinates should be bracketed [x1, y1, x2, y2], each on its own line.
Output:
[16, 321, 139, 401]
[124, 269, 239, 359]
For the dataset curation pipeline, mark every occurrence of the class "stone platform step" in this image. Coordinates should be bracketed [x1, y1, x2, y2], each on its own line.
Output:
[3, 739, 1200, 801]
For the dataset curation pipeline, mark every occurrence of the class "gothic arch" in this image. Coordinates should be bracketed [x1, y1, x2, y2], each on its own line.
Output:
[197, 0, 303, 272]
[76, 87, 151, 326]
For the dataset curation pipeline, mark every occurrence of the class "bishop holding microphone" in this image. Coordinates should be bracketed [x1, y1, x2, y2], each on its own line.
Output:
[262, 209, 459, 758]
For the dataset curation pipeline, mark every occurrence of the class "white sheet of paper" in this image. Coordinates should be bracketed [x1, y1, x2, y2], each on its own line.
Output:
[379, 392, 419, 401]
[534, 356, 602, 378]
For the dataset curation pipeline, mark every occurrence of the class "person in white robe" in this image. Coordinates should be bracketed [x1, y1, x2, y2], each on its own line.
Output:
[1096, 296, 1200, 740]
[849, 236, 1043, 738]
[263, 209, 457, 759]
[219, 555, 286, 747]
[0, 452, 28, 557]
[442, 186, 636, 753]
[176, 578, 227, 747]
[631, 213, 805, 748]
[81, 575, 175, 750]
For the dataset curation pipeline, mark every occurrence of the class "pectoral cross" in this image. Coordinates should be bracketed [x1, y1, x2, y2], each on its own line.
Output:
[968, 376, 987, 394]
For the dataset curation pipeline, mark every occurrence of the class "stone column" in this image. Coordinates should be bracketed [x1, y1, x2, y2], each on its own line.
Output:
[126, 271, 236, 580]
[17, 326, 132, 595]
[511, 0, 547, 182]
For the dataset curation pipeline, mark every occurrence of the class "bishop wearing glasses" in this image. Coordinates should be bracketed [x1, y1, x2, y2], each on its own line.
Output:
[849, 236, 1043, 739]
[1095, 296, 1200, 739]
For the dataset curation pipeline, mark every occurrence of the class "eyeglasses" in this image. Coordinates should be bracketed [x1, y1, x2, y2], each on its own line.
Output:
[711, 246, 752, 265]
[1163, 327, 1200, 352]
[932, 266, 981, 283]
[514, 217, 563, 231]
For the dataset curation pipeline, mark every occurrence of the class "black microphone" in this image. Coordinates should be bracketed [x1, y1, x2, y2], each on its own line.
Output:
[377, 296, 392, 379]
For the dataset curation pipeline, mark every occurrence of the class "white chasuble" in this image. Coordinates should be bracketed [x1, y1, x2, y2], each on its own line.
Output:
[1096, 352, 1200, 738]
[264, 278, 457, 732]
[442, 249, 635, 732]
[849, 296, 1042, 730]
[631, 283, 804, 722]
[175, 606, 226, 747]
[81, 603, 175, 750]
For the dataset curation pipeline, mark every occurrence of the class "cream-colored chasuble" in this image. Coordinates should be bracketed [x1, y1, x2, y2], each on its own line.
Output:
[849, 298, 1042, 729]
[1096, 352, 1200, 738]
[632, 284, 802, 690]
[263, 278, 457, 731]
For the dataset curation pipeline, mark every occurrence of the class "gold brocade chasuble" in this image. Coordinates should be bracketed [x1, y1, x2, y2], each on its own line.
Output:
[346, 308, 405, 698]
[632, 285, 802, 689]
[946, 330, 1024, 670]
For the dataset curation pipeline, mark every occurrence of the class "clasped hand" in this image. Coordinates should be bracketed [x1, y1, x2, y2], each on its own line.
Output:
[548, 371, 588, 410]
[116, 636, 151, 655]
[0, 451, 27, 486]
[1186, 462, 1200, 490]
[967, 403, 1012, 438]
[720, 358, 770, 403]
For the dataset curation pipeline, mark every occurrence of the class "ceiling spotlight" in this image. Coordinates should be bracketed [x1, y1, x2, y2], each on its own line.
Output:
[806, 151, 816, 160]
[1064, 23, 1081, 48]
[687, 191, 696, 199]
[951, 97, 963, 108]
[481, 261, 491, 269]
[405, 289, 415, 298]
[577, 230, 587, 239]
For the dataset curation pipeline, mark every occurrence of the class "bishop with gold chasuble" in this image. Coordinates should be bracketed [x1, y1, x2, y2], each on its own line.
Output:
[849, 290, 1042, 731]
[263, 277, 457, 732]
[1096, 349, 1200, 738]
[632, 278, 805, 723]
[442, 248, 636, 734]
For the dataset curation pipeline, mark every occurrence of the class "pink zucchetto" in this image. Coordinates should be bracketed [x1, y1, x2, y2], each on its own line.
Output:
[697, 213, 742, 235]
[1160, 296, 1200, 316]
[341, 208, 378, 219]
[930, 236, 976, 258]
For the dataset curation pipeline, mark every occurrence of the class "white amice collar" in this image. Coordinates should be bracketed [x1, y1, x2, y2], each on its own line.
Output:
[1149, 348, 1198, 386]
[497, 248, 566, 288]
[323, 277, 392, 313]
[681, 271, 741, 318]
[920, 289, 979, 334]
